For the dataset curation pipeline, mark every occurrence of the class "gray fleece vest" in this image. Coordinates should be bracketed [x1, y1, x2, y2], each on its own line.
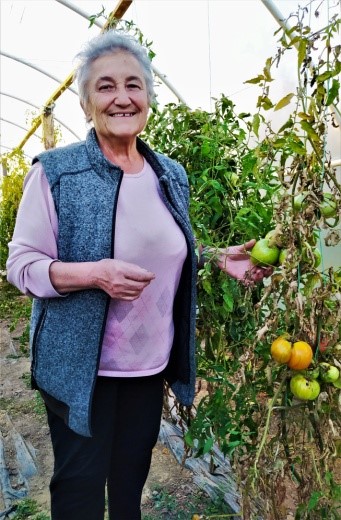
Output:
[30, 128, 197, 436]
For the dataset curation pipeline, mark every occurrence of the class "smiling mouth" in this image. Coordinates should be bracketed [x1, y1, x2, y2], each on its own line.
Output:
[109, 113, 135, 117]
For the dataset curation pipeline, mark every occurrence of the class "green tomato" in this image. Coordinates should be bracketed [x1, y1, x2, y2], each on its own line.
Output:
[320, 193, 337, 218]
[250, 238, 280, 266]
[293, 192, 308, 212]
[302, 247, 321, 268]
[278, 249, 288, 264]
[332, 377, 341, 389]
[290, 374, 320, 400]
[319, 362, 340, 383]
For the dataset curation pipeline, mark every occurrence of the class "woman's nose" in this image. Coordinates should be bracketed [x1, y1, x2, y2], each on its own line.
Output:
[114, 87, 130, 105]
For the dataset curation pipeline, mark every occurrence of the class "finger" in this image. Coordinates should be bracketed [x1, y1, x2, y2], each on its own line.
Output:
[125, 267, 155, 282]
[242, 239, 256, 251]
[123, 278, 152, 290]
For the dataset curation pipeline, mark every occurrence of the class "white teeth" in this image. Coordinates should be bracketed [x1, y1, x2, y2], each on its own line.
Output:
[110, 113, 134, 117]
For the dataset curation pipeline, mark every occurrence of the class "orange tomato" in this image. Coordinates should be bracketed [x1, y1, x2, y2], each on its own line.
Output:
[287, 341, 313, 370]
[271, 336, 292, 364]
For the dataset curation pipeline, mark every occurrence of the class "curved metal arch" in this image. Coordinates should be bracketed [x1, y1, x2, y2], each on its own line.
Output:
[1, 51, 78, 96]
[56, 0, 103, 28]
[55, 0, 188, 105]
[0, 145, 33, 160]
[1, 91, 82, 141]
[1, 117, 41, 140]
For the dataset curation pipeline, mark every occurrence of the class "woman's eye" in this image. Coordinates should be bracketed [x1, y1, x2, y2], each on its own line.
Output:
[127, 83, 141, 90]
[99, 85, 113, 91]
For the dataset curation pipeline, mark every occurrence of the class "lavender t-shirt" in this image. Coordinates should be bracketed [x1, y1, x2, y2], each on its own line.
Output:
[99, 160, 187, 376]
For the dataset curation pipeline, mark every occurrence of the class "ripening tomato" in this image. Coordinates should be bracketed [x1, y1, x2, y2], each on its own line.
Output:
[290, 374, 320, 400]
[271, 336, 292, 364]
[287, 341, 313, 370]
[318, 336, 330, 353]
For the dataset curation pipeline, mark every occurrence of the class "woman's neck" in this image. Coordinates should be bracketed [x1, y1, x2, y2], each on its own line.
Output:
[98, 135, 144, 174]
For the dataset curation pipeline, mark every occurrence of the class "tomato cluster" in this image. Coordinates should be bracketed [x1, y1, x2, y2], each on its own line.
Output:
[270, 336, 340, 400]
[294, 191, 338, 220]
[271, 336, 313, 370]
[250, 230, 321, 268]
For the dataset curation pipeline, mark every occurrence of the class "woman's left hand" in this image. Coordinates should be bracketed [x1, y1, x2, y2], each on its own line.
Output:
[216, 239, 273, 285]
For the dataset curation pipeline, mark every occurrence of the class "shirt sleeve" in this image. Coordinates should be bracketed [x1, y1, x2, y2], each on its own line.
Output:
[6, 162, 63, 298]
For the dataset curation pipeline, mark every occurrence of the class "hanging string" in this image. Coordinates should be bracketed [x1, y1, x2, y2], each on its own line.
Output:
[317, 0, 332, 283]
[206, 0, 213, 112]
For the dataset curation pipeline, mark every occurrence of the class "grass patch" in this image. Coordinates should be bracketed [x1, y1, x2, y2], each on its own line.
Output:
[11, 498, 50, 520]
[142, 485, 234, 519]
[0, 276, 31, 354]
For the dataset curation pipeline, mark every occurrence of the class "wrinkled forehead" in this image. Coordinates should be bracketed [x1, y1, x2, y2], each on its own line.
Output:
[88, 51, 145, 82]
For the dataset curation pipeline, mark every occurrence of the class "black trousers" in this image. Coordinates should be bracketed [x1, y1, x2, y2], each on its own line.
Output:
[46, 374, 164, 520]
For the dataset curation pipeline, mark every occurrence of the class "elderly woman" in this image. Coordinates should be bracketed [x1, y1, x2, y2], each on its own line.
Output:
[7, 31, 269, 520]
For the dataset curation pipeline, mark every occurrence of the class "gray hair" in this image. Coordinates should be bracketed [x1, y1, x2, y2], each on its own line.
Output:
[74, 31, 156, 109]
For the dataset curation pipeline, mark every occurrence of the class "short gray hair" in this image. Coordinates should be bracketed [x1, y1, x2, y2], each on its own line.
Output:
[74, 31, 156, 108]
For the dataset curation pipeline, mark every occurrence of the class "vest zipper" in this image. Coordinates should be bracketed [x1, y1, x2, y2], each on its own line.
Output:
[87, 168, 124, 435]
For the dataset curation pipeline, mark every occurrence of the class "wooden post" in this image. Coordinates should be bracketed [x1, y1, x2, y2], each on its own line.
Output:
[41, 104, 55, 150]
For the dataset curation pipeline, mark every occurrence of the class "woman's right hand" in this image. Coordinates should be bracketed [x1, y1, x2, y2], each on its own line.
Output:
[95, 259, 155, 300]
[49, 258, 155, 300]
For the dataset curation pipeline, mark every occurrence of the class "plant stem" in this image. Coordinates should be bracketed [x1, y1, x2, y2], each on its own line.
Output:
[253, 375, 287, 478]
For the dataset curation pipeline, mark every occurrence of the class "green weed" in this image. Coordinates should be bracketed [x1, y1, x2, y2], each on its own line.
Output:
[11, 498, 50, 520]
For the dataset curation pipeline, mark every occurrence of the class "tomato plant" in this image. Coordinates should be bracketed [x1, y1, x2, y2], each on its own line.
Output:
[144, 3, 341, 517]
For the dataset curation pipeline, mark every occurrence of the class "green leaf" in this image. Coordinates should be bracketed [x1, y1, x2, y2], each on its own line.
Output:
[325, 78, 340, 106]
[298, 38, 307, 68]
[263, 57, 273, 82]
[274, 93, 295, 111]
[317, 67, 340, 82]
[184, 431, 194, 447]
[278, 118, 294, 133]
[257, 96, 273, 110]
[203, 437, 214, 454]
[290, 141, 307, 155]
[244, 75, 265, 85]
[252, 114, 260, 137]
[223, 293, 234, 313]
[298, 112, 313, 121]
[307, 491, 323, 511]
[300, 121, 320, 141]
[202, 279, 212, 294]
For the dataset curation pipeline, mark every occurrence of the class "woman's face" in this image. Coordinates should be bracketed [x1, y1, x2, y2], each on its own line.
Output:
[84, 51, 150, 142]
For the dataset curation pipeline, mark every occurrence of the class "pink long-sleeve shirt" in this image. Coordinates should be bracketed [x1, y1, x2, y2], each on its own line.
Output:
[7, 160, 187, 377]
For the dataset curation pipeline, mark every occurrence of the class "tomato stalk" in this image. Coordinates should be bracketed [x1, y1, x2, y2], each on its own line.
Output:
[252, 374, 287, 484]
[280, 379, 302, 484]
[307, 401, 324, 453]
